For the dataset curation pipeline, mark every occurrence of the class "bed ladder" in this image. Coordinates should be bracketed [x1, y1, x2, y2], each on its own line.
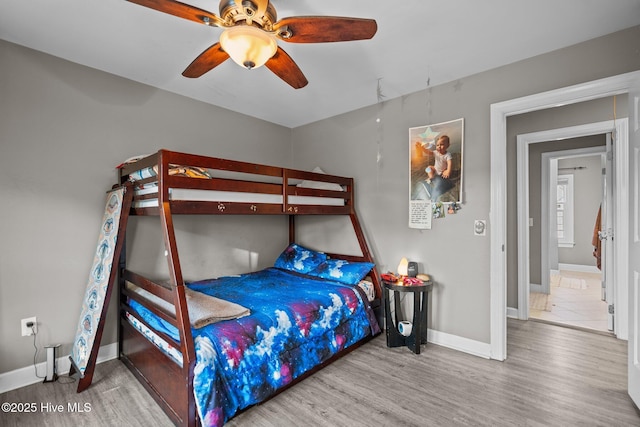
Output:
[68, 183, 133, 392]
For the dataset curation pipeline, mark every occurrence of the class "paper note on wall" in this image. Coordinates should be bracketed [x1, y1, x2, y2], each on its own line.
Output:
[409, 200, 432, 229]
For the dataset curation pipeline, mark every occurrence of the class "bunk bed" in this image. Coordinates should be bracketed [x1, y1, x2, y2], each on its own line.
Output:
[116, 149, 382, 427]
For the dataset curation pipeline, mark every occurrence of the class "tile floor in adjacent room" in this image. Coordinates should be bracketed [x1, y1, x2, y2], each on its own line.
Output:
[529, 270, 610, 333]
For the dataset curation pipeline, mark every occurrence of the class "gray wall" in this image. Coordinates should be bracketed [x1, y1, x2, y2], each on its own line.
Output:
[1, 25, 639, 375]
[291, 26, 640, 342]
[0, 40, 292, 373]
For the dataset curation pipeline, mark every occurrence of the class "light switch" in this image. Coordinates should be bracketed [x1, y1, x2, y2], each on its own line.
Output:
[474, 220, 486, 236]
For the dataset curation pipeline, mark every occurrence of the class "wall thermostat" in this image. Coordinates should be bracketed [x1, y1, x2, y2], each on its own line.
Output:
[474, 220, 487, 236]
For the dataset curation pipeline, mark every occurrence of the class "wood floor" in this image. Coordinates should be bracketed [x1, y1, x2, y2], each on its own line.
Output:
[1, 320, 638, 426]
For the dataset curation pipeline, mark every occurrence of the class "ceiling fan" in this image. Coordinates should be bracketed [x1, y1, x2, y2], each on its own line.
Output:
[127, 0, 378, 89]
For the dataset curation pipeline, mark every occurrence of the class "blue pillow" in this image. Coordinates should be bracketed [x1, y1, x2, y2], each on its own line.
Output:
[308, 259, 374, 285]
[274, 243, 328, 274]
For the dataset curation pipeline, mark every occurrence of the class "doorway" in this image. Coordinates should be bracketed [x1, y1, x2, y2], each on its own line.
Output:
[528, 147, 610, 333]
[490, 71, 637, 362]
[515, 121, 627, 336]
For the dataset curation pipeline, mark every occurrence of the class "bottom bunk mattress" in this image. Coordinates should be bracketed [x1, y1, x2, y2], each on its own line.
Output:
[127, 267, 380, 426]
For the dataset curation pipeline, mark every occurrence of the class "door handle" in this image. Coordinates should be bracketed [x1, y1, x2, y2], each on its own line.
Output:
[599, 229, 613, 241]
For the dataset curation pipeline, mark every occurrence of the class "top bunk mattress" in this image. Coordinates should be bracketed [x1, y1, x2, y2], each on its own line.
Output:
[123, 157, 348, 208]
[132, 186, 345, 208]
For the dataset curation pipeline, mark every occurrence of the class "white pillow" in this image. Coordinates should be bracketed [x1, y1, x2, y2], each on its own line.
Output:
[297, 167, 344, 192]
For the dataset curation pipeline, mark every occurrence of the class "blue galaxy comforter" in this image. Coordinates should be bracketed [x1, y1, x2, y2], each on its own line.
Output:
[128, 267, 379, 426]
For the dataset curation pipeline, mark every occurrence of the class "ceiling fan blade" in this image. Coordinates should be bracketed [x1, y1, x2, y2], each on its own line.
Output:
[128, 0, 223, 27]
[273, 16, 377, 43]
[265, 47, 308, 89]
[182, 43, 230, 78]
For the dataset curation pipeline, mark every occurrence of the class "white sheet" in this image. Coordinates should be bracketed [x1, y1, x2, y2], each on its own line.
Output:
[133, 187, 345, 208]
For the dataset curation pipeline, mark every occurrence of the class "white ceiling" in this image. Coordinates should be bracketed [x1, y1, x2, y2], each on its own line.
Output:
[1, 0, 639, 128]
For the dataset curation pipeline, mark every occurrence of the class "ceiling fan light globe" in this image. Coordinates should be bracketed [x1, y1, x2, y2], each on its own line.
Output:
[219, 26, 277, 70]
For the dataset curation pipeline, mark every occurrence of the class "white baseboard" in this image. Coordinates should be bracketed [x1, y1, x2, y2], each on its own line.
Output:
[0, 342, 118, 394]
[427, 328, 491, 359]
[558, 263, 601, 274]
[507, 307, 519, 319]
[1, 332, 494, 393]
[529, 283, 543, 293]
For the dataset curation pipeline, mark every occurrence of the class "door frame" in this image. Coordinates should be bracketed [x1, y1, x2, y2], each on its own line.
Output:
[489, 70, 639, 360]
[540, 149, 604, 295]
[516, 132, 622, 325]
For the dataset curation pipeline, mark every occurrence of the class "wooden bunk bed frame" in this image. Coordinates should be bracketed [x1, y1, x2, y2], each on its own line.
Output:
[116, 149, 382, 427]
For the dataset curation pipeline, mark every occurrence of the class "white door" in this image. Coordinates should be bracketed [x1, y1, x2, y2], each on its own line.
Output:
[602, 134, 614, 331]
[628, 77, 640, 407]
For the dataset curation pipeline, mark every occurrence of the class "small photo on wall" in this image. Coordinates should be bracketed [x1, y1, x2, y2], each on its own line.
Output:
[409, 118, 464, 204]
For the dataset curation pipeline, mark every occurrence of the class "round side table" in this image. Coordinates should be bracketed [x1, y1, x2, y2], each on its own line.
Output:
[382, 280, 433, 354]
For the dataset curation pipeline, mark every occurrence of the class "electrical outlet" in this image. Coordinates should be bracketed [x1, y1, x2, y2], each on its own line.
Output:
[21, 317, 37, 336]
